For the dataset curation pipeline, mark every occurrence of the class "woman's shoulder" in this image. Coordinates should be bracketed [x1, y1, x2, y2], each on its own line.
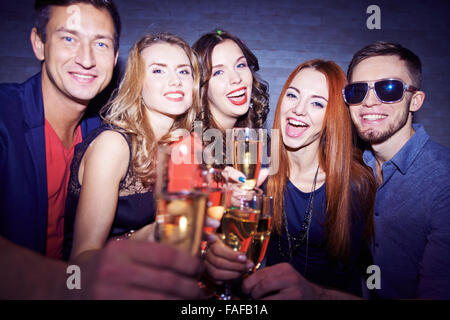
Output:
[86, 127, 130, 160]
[73, 124, 130, 167]
[69, 124, 131, 194]
[80, 123, 125, 146]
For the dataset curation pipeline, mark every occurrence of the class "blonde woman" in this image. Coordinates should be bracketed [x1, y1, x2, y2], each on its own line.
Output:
[63, 33, 201, 262]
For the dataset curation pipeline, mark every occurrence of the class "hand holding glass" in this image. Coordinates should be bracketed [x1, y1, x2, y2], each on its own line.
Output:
[154, 143, 210, 256]
[232, 128, 263, 190]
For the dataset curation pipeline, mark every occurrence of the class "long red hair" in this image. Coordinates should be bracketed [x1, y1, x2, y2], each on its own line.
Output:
[267, 59, 376, 259]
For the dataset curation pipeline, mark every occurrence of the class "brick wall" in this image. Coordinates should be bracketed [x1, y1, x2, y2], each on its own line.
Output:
[1, 0, 449, 147]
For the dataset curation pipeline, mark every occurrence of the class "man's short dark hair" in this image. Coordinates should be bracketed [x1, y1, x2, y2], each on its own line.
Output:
[347, 41, 422, 89]
[34, 0, 121, 53]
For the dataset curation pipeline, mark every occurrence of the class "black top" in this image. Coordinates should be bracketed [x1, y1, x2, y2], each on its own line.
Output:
[266, 180, 370, 296]
[63, 124, 156, 260]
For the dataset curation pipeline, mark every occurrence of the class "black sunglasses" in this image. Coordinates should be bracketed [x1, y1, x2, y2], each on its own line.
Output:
[343, 78, 419, 105]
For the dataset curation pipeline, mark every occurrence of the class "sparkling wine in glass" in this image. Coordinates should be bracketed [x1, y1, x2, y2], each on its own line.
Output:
[217, 186, 263, 300]
[232, 128, 263, 190]
[155, 191, 208, 256]
[154, 142, 210, 256]
[247, 195, 273, 272]
[221, 207, 260, 252]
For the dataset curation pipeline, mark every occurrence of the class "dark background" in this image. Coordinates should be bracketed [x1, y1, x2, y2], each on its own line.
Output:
[0, 0, 449, 148]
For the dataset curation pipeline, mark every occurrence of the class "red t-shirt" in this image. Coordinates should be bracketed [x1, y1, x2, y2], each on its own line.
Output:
[45, 120, 82, 259]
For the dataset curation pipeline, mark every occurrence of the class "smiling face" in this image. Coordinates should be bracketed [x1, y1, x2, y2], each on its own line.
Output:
[280, 68, 328, 151]
[33, 4, 117, 105]
[141, 42, 193, 121]
[207, 39, 253, 128]
[348, 55, 416, 145]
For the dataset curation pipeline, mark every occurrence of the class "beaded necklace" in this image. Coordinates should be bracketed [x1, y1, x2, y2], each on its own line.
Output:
[278, 165, 320, 276]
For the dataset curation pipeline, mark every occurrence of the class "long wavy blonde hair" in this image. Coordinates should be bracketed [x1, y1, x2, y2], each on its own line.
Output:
[101, 33, 201, 187]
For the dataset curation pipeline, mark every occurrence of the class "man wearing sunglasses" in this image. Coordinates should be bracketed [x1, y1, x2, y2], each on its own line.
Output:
[344, 41, 450, 299]
[243, 42, 449, 300]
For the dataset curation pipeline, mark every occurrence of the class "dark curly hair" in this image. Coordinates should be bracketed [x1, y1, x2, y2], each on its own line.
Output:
[192, 29, 269, 133]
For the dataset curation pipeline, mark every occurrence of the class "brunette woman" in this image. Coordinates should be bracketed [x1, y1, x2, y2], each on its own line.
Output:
[192, 29, 269, 172]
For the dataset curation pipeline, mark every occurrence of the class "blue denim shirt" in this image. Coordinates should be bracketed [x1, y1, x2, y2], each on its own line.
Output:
[363, 124, 450, 299]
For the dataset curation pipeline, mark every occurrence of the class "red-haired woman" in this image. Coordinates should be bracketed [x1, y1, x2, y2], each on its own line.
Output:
[207, 59, 376, 298]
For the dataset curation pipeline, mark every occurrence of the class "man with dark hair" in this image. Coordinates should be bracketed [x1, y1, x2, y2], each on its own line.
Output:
[0, 1, 206, 300]
[34, 0, 121, 53]
[346, 41, 422, 89]
[0, 0, 119, 259]
[243, 41, 450, 300]
[344, 41, 450, 299]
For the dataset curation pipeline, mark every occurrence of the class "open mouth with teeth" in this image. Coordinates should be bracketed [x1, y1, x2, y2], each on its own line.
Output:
[226, 87, 247, 106]
[69, 72, 97, 83]
[361, 114, 388, 122]
[164, 91, 185, 102]
[286, 118, 309, 137]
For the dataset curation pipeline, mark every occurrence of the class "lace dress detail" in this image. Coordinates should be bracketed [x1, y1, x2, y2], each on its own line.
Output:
[63, 124, 156, 260]
[67, 124, 151, 197]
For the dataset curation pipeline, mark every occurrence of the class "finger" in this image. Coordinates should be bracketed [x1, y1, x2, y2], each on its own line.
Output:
[201, 270, 224, 286]
[229, 184, 252, 207]
[242, 263, 290, 295]
[110, 240, 204, 278]
[204, 232, 218, 243]
[242, 264, 276, 292]
[204, 260, 244, 282]
[242, 270, 262, 294]
[202, 217, 220, 242]
[229, 183, 249, 196]
[223, 166, 246, 183]
[248, 276, 288, 300]
[205, 248, 249, 272]
[205, 217, 220, 230]
[122, 263, 205, 299]
[207, 240, 248, 264]
[248, 264, 302, 299]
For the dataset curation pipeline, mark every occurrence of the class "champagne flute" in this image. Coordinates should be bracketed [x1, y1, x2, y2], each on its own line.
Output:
[202, 167, 229, 250]
[199, 167, 229, 297]
[217, 186, 263, 300]
[247, 195, 273, 272]
[153, 143, 210, 256]
[232, 128, 263, 190]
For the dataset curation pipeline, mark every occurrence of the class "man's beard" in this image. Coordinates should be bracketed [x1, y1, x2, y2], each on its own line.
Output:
[357, 107, 410, 145]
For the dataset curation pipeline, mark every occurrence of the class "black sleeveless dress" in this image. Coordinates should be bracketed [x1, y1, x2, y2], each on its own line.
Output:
[63, 124, 156, 260]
